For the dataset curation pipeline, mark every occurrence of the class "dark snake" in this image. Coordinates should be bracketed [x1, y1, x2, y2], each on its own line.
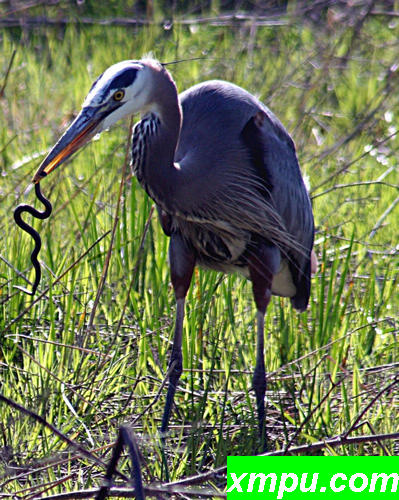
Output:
[13, 183, 52, 295]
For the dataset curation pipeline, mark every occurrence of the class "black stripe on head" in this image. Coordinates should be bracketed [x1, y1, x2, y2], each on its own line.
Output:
[108, 68, 138, 91]
[89, 72, 104, 92]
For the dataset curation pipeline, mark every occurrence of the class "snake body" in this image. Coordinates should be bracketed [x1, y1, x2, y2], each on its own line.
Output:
[13, 183, 52, 295]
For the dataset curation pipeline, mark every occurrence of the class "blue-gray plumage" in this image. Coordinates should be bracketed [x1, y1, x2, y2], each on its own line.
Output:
[33, 58, 315, 448]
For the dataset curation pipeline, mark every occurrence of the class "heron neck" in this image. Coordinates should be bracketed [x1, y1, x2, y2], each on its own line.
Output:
[132, 72, 182, 211]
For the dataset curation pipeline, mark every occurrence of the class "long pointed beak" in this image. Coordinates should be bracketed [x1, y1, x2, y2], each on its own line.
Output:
[32, 106, 104, 184]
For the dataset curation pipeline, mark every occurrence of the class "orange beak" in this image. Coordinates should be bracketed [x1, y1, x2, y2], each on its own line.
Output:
[32, 106, 104, 184]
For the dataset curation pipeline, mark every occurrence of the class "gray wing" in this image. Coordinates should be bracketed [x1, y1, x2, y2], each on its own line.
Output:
[175, 80, 314, 309]
[175, 80, 273, 219]
[240, 109, 314, 310]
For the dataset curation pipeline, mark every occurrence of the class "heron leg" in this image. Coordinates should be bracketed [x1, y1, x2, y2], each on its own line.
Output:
[160, 232, 195, 436]
[248, 243, 280, 451]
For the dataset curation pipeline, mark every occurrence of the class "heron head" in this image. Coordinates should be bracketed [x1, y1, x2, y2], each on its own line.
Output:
[32, 59, 158, 183]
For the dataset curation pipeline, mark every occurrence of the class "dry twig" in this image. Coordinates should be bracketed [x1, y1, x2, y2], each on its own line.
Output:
[0, 49, 16, 98]
[0, 394, 125, 479]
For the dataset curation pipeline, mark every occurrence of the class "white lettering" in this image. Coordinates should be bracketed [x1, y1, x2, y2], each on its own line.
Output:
[277, 473, 298, 499]
[227, 473, 248, 493]
[300, 472, 319, 492]
[349, 473, 368, 492]
[247, 473, 277, 493]
[370, 473, 399, 493]
[330, 473, 347, 492]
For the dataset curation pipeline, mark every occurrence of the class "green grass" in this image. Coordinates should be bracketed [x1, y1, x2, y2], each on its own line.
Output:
[0, 6, 398, 497]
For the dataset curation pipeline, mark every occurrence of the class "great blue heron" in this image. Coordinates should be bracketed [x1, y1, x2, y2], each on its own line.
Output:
[33, 57, 315, 445]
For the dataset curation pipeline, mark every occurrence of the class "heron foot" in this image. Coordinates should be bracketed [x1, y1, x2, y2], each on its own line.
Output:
[160, 353, 183, 436]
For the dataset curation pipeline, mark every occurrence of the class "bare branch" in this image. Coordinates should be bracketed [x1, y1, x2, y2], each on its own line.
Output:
[0, 49, 16, 98]
[0, 394, 121, 477]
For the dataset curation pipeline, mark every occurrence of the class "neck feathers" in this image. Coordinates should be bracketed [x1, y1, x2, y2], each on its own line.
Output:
[131, 113, 160, 187]
[130, 63, 182, 208]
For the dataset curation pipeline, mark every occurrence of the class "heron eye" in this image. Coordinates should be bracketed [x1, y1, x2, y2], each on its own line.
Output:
[113, 90, 125, 101]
